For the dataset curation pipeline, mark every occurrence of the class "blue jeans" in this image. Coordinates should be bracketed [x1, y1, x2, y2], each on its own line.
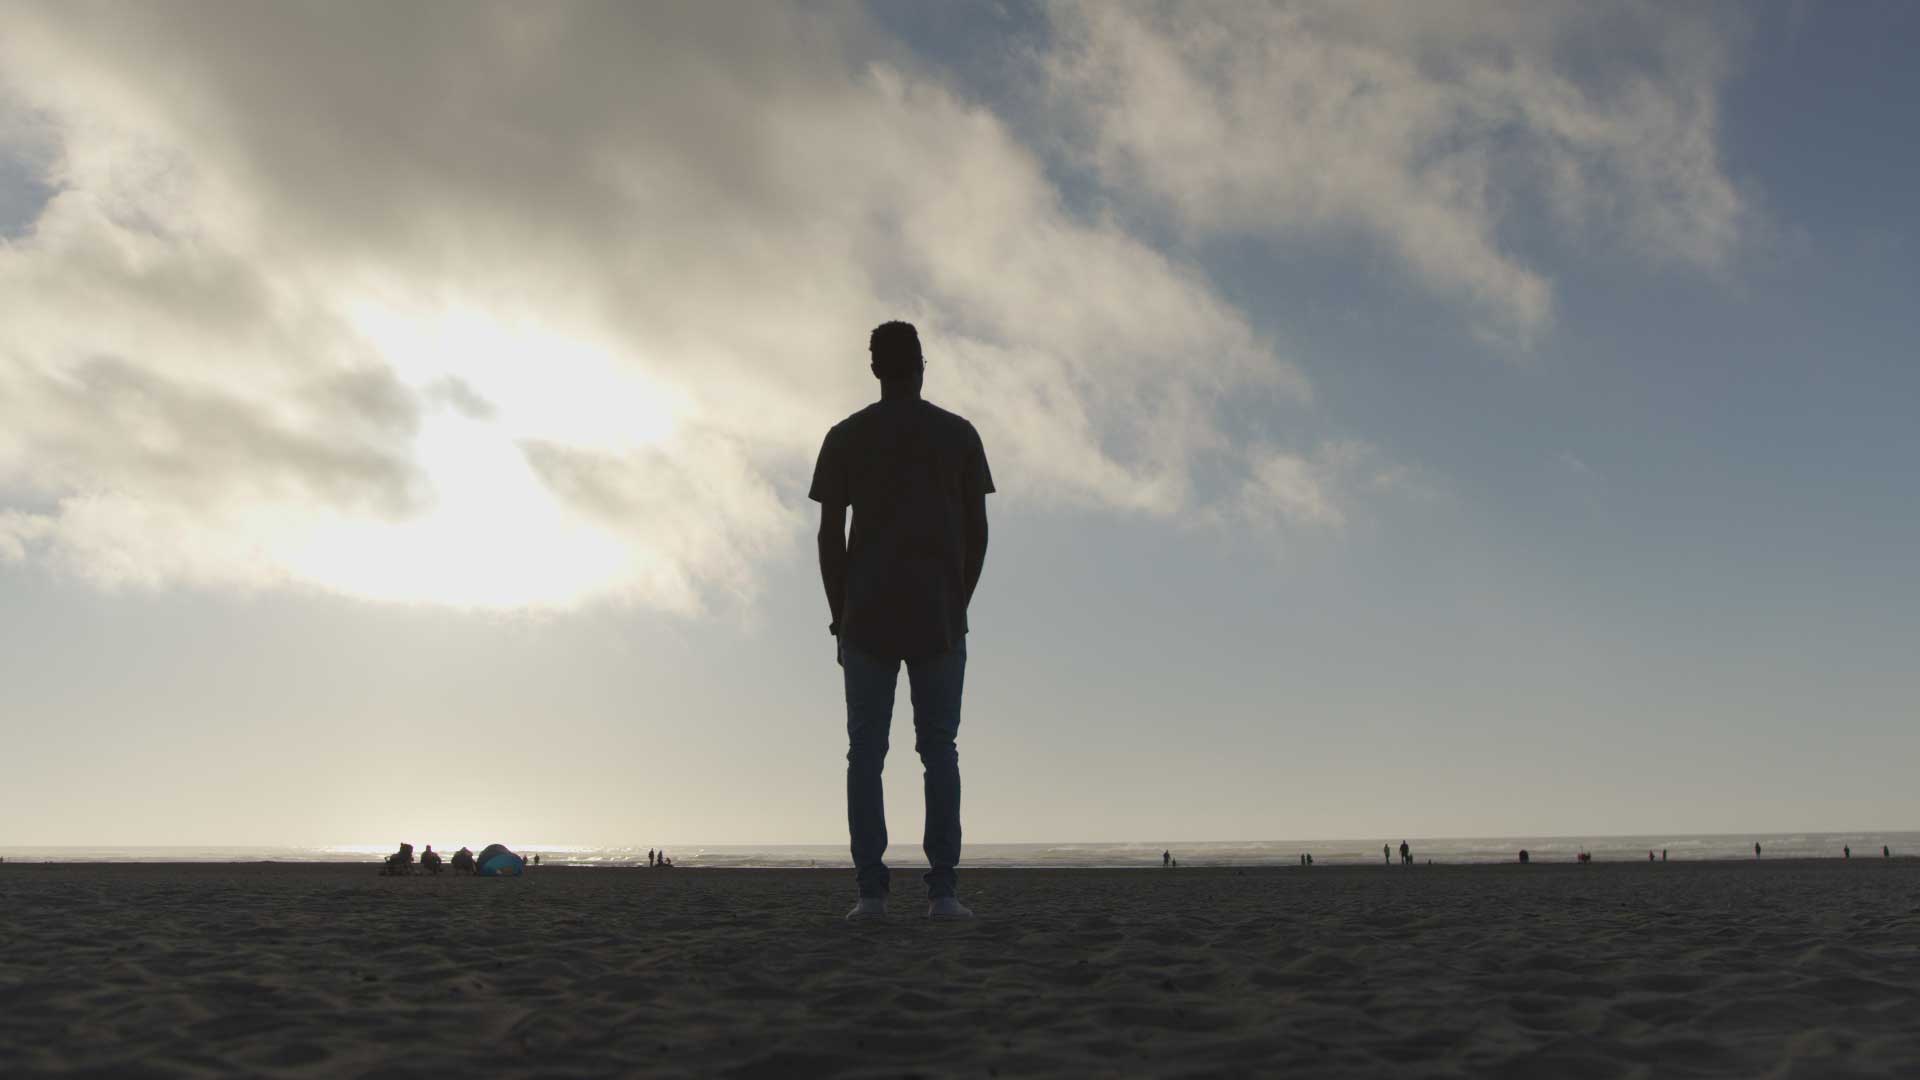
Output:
[841, 639, 965, 899]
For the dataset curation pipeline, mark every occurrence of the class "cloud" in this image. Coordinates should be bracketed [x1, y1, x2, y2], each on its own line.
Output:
[1043, 0, 1749, 344]
[0, 3, 1302, 610]
[0, 3, 1747, 610]
[1229, 440, 1422, 533]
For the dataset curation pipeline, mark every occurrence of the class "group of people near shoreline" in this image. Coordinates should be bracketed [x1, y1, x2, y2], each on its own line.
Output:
[376, 845, 694, 871]
[380, 843, 538, 875]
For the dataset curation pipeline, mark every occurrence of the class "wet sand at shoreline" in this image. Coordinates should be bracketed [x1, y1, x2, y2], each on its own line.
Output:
[4, 860, 1916, 1077]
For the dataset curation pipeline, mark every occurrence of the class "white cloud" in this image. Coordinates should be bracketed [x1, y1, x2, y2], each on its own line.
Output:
[0, 3, 1747, 610]
[1230, 440, 1420, 533]
[1043, 1, 1749, 344]
[0, 4, 1301, 611]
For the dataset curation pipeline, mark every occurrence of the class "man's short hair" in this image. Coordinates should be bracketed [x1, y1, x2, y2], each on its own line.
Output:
[869, 321, 922, 380]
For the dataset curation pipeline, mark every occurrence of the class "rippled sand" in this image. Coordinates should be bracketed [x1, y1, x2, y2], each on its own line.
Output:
[3, 860, 1916, 1077]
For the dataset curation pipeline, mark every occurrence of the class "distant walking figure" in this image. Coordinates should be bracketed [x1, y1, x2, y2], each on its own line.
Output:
[1648, 850, 1655, 863]
[1845, 845, 1851, 859]
[1884, 846, 1891, 859]
[1755, 842, 1762, 859]
[814, 321, 994, 922]
[1162, 850, 1171, 868]
[1399, 840, 1411, 866]
[1662, 849, 1667, 862]
[647, 849, 655, 868]
[1384, 844, 1391, 866]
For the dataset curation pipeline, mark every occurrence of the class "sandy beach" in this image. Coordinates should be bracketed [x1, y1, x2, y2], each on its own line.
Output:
[3, 859, 1916, 1077]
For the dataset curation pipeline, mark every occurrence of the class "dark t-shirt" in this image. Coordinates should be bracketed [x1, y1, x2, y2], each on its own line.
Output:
[809, 399, 994, 662]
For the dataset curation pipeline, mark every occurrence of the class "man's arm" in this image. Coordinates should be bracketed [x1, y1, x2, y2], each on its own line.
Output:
[817, 501, 848, 632]
[963, 491, 988, 606]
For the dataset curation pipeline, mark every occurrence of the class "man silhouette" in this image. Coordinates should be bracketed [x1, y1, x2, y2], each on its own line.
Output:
[813, 321, 993, 921]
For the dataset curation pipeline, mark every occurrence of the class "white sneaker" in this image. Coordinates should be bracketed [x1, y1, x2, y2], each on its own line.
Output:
[927, 896, 973, 919]
[846, 896, 888, 920]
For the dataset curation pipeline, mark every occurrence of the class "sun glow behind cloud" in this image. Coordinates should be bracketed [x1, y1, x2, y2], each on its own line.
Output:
[271, 303, 691, 609]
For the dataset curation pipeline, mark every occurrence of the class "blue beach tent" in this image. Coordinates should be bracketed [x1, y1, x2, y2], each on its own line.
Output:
[475, 843, 526, 877]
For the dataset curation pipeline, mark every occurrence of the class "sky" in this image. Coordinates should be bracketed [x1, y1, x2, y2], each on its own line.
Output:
[2, 2, 1916, 848]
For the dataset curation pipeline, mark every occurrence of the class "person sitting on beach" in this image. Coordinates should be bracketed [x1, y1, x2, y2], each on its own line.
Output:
[451, 846, 476, 875]
[420, 845, 442, 874]
[1518, 849, 1530, 864]
[814, 321, 993, 922]
[381, 843, 414, 875]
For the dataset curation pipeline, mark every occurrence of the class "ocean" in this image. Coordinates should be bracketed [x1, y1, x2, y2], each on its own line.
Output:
[4, 832, 1914, 867]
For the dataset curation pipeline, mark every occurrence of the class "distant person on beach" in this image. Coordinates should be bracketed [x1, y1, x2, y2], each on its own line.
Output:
[1518, 849, 1529, 864]
[381, 843, 414, 875]
[452, 846, 475, 874]
[1649, 850, 1655, 863]
[1306, 853, 1313, 866]
[648, 849, 656, 868]
[533, 854, 540, 867]
[1662, 849, 1667, 862]
[1755, 842, 1762, 859]
[814, 321, 993, 922]
[1384, 844, 1391, 865]
[421, 845, 442, 874]
[1884, 846, 1891, 859]
[1399, 841, 1411, 865]
[1845, 845, 1851, 859]
[1163, 850, 1171, 868]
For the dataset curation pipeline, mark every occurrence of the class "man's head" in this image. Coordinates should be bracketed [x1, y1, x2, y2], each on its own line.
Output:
[869, 320, 924, 388]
